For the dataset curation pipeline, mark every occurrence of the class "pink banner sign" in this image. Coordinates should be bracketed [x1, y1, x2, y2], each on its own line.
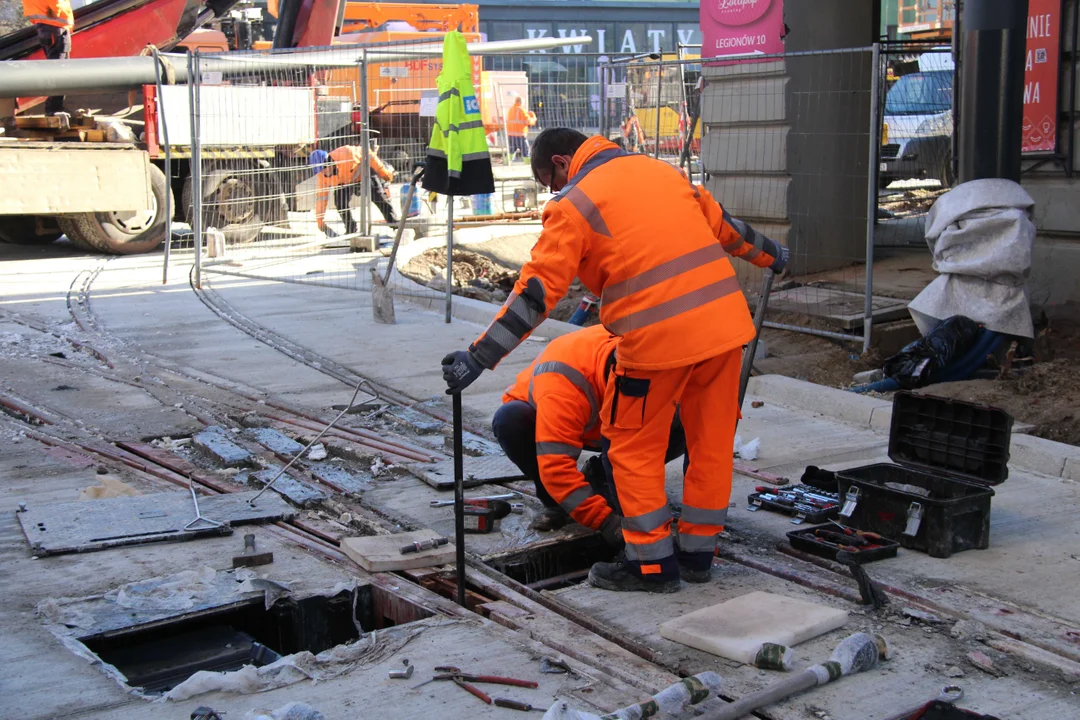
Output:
[700, 0, 785, 59]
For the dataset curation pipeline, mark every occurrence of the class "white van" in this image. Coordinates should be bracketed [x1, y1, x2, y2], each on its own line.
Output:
[880, 51, 955, 187]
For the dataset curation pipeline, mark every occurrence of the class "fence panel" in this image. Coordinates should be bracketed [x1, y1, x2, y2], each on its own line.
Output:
[694, 47, 882, 349]
[876, 43, 955, 248]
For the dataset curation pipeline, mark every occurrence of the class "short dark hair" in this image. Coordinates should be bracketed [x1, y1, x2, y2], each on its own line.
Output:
[530, 128, 588, 184]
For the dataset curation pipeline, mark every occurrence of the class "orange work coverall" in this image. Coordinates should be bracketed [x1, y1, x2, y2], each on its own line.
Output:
[503, 325, 619, 530]
[506, 99, 537, 138]
[314, 146, 395, 231]
[468, 136, 786, 581]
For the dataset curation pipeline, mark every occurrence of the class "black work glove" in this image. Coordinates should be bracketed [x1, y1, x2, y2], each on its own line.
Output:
[599, 513, 625, 550]
[441, 350, 484, 394]
[769, 244, 790, 275]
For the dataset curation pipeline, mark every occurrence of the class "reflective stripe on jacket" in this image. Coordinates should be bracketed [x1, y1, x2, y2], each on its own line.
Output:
[471, 136, 770, 372]
[503, 325, 617, 529]
[23, 0, 73, 27]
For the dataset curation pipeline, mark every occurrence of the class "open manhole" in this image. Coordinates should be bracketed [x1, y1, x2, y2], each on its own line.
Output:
[79, 585, 432, 695]
[486, 535, 615, 591]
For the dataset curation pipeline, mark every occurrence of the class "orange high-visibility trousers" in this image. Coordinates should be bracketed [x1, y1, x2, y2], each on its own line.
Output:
[602, 347, 742, 581]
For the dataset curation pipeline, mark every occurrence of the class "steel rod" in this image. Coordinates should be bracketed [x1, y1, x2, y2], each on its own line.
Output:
[453, 392, 466, 607]
[153, 48, 172, 286]
[863, 42, 881, 355]
[739, 270, 774, 408]
[188, 51, 203, 290]
[445, 196, 454, 323]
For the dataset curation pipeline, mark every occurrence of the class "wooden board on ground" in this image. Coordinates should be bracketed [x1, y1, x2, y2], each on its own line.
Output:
[16, 490, 295, 555]
[659, 590, 848, 665]
[341, 529, 455, 571]
[408, 454, 525, 490]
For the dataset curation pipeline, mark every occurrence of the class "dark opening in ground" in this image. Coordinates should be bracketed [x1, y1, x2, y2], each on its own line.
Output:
[486, 534, 614, 590]
[80, 584, 432, 694]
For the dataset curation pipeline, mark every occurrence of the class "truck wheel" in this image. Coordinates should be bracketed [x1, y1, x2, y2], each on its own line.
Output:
[57, 164, 170, 255]
[937, 153, 955, 188]
[0, 215, 62, 245]
[183, 171, 264, 245]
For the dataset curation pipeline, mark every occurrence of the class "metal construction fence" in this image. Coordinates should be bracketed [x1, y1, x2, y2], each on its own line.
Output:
[875, 43, 955, 248]
[158, 39, 946, 353]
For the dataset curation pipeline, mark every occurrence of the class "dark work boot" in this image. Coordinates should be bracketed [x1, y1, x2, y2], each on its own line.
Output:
[679, 565, 712, 584]
[588, 557, 680, 594]
[530, 506, 570, 532]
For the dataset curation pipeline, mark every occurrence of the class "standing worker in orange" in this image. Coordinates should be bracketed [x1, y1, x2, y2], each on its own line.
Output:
[310, 142, 398, 236]
[505, 95, 537, 162]
[442, 128, 788, 593]
[22, 0, 74, 116]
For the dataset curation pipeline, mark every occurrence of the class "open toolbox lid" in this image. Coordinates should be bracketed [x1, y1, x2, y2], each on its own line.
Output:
[888, 392, 1014, 486]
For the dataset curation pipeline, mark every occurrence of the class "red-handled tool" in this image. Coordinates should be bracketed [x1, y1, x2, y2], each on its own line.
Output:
[493, 697, 546, 712]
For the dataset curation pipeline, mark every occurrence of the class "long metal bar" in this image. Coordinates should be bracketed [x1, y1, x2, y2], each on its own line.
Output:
[188, 51, 203, 290]
[599, 60, 609, 138]
[1069, 0, 1079, 178]
[452, 392, 466, 607]
[653, 60, 662, 159]
[153, 48, 172, 286]
[359, 50, 371, 238]
[0, 37, 596, 97]
[863, 43, 882, 355]
[445, 196, 454, 323]
[762, 321, 862, 344]
[739, 270, 774, 408]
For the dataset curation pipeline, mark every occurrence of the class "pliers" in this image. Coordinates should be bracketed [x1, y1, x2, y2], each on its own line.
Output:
[415, 665, 539, 705]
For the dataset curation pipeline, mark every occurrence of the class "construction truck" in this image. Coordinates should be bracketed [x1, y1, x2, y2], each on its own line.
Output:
[0, 0, 346, 253]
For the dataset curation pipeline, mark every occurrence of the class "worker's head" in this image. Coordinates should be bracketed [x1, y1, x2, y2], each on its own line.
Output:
[513, 95, 523, 106]
[531, 128, 588, 192]
[309, 149, 329, 177]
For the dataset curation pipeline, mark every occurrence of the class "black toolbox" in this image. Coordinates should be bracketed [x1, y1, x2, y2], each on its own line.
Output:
[835, 392, 1013, 559]
[787, 524, 900, 563]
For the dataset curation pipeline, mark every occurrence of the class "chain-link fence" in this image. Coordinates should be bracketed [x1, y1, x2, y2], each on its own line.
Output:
[876, 43, 955, 248]
[162, 41, 922, 352]
[691, 47, 883, 350]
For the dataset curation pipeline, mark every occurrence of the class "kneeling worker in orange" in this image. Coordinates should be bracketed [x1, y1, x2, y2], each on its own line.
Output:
[442, 128, 787, 593]
[493, 324, 687, 541]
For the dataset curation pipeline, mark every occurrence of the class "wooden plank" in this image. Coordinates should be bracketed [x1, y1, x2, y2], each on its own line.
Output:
[341, 530, 454, 572]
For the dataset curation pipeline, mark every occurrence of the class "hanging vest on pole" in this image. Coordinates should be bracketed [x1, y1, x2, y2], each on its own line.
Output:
[422, 31, 495, 196]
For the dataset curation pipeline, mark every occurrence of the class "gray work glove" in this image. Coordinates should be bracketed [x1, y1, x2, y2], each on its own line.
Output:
[599, 513, 625, 550]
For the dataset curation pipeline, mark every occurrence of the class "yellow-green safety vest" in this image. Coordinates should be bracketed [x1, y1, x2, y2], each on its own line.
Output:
[422, 31, 495, 196]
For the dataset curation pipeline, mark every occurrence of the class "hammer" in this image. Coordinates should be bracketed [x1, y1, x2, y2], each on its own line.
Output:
[700, 633, 890, 720]
[232, 533, 274, 568]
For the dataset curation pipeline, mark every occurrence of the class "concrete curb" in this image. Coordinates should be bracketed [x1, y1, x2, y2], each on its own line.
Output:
[746, 375, 893, 428]
[747, 374, 1080, 481]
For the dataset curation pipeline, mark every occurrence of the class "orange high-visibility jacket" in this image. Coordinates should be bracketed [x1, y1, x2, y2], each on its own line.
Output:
[506, 103, 536, 138]
[504, 325, 619, 530]
[470, 136, 786, 372]
[22, 0, 73, 28]
[315, 146, 394, 227]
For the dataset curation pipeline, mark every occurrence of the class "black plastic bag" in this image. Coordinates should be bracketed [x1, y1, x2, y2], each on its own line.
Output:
[883, 316, 982, 390]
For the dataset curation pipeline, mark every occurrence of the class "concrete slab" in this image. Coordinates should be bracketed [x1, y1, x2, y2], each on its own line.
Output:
[1010, 433, 1080, 479]
[659, 591, 848, 665]
[245, 427, 305, 456]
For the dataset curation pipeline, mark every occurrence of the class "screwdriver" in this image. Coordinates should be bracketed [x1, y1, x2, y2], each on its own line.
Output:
[493, 698, 546, 712]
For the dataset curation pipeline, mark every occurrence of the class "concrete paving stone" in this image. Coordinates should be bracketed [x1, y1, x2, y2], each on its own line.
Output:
[192, 426, 252, 468]
[248, 466, 327, 507]
[747, 374, 892, 428]
[1064, 457, 1080, 482]
[245, 427, 305, 456]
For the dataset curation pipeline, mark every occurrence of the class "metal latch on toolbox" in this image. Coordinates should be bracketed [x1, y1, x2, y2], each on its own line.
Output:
[840, 486, 860, 517]
[904, 501, 924, 537]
